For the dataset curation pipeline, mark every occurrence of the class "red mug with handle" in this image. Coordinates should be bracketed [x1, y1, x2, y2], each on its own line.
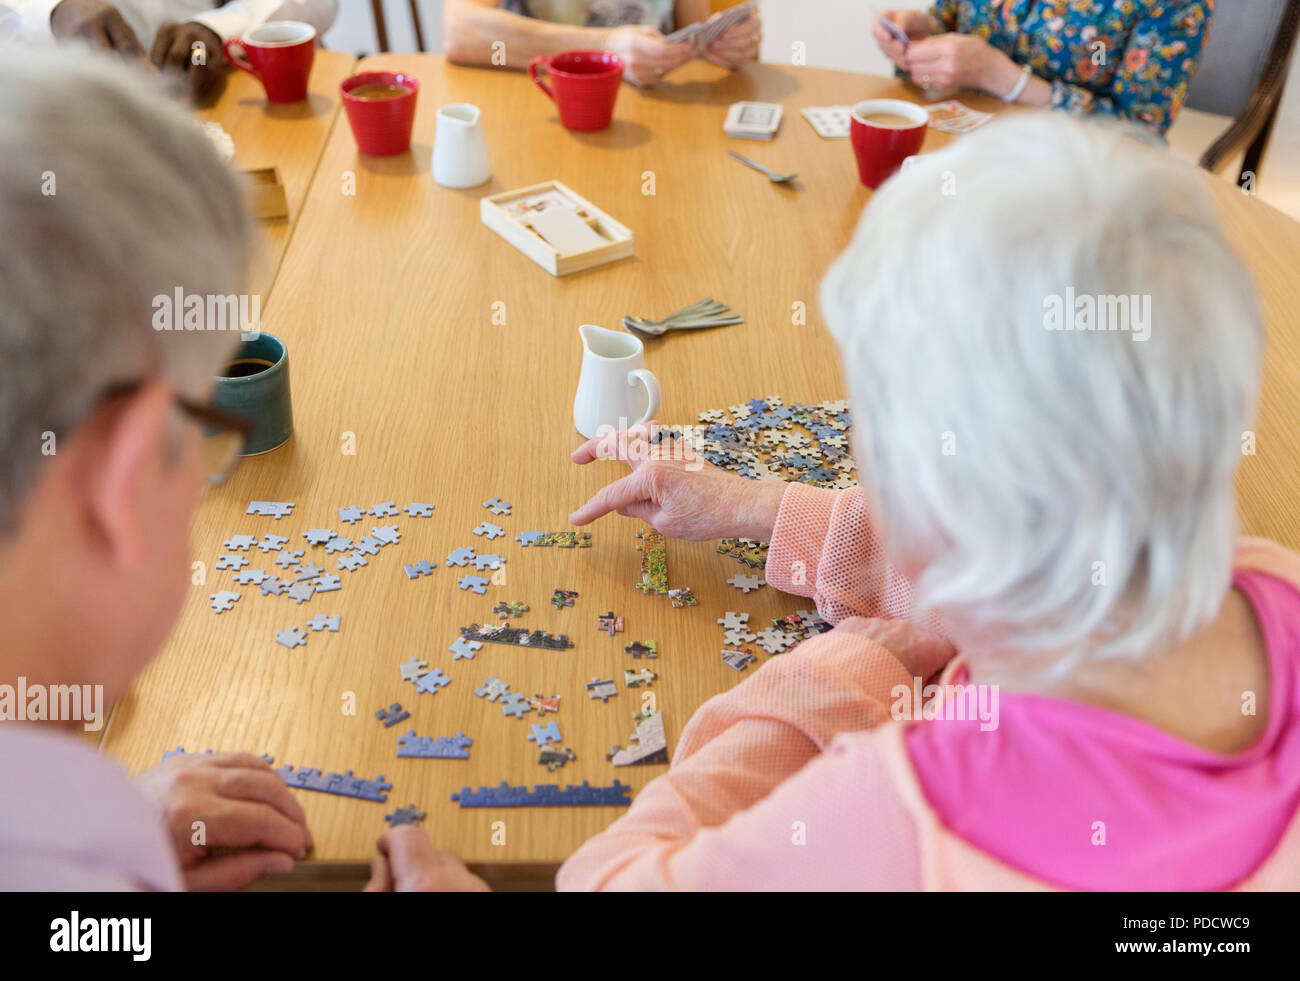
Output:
[223, 20, 317, 103]
[340, 72, 419, 156]
[849, 98, 930, 189]
[528, 51, 624, 131]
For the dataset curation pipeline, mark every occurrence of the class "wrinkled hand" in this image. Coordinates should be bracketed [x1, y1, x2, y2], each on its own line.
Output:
[569, 422, 786, 542]
[606, 25, 695, 86]
[702, 12, 761, 70]
[137, 751, 312, 891]
[151, 21, 225, 104]
[363, 827, 491, 891]
[50, 0, 144, 60]
[905, 32, 1004, 91]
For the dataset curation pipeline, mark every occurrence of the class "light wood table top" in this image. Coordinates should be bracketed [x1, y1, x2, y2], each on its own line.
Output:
[102, 56, 1300, 882]
[194, 49, 356, 299]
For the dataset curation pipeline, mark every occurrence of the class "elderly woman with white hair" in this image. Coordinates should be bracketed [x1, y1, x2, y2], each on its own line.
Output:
[557, 113, 1300, 891]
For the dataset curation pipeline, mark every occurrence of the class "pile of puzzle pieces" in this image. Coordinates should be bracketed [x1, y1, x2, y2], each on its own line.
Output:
[688, 397, 856, 489]
[718, 608, 832, 657]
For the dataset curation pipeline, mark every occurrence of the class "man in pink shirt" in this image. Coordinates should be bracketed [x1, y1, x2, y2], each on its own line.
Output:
[0, 49, 484, 892]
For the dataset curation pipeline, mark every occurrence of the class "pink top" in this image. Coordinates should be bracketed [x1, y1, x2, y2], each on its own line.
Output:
[556, 483, 1300, 891]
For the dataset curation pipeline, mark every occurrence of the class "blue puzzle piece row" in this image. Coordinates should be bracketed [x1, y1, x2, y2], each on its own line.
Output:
[396, 730, 473, 759]
[449, 780, 632, 808]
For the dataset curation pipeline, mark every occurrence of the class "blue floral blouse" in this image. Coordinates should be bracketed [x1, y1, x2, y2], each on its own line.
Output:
[930, 0, 1215, 134]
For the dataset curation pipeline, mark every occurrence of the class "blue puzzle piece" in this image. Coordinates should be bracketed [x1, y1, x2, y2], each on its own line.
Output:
[385, 804, 426, 826]
[457, 575, 490, 594]
[450, 637, 482, 661]
[449, 780, 632, 808]
[403, 503, 435, 518]
[404, 560, 437, 579]
[396, 730, 473, 759]
[276, 765, 391, 802]
[413, 668, 451, 695]
[514, 531, 544, 546]
[338, 506, 364, 524]
[445, 546, 477, 567]
[499, 693, 530, 719]
[374, 703, 409, 727]
[527, 721, 562, 746]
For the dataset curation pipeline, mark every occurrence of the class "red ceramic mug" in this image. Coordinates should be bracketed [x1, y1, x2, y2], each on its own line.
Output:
[223, 21, 316, 103]
[528, 50, 624, 131]
[849, 99, 929, 189]
[340, 72, 419, 156]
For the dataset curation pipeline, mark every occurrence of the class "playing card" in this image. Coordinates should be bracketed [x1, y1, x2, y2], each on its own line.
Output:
[800, 106, 852, 139]
[503, 189, 575, 220]
[670, 0, 755, 48]
[925, 100, 995, 134]
[527, 207, 607, 255]
[878, 13, 910, 50]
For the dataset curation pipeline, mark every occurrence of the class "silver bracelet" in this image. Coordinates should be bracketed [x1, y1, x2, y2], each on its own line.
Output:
[1004, 64, 1032, 103]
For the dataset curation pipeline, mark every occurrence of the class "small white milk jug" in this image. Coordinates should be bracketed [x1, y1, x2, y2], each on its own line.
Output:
[573, 325, 661, 438]
[432, 103, 491, 189]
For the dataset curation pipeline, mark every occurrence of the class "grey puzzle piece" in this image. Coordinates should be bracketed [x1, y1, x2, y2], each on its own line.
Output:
[257, 534, 289, 553]
[274, 549, 304, 569]
[324, 536, 353, 554]
[303, 529, 334, 546]
[232, 568, 267, 586]
[403, 503, 435, 518]
[306, 613, 339, 632]
[276, 627, 307, 649]
[413, 668, 451, 695]
[352, 537, 381, 556]
[247, 500, 295, 519]
[371, 525, 400, 545]
[482, 497, 511, 516]
[717, 612, 750, 631]
[209, 590, 241, 613]
[403, 561, 436, 579]
[399, 658, 429, 682]
[337, 552, 367, 572]
[312, 573, 342, 592]
[285, 582, 315, 604]
[259, 575, 286, 596]
[527, 721, 562, 746]
[499, 693, 530, 719]
[215, 553, 248, 571]
[727, 574, 765, 593]
[472, 553, 504, 572]
[296, 561, 323, 581]
[514, 531, 544, 546]
[369, 501, 399, 517]
[473, 677, 511, 701]
[338, 506, 364, 524]
[472, 522, 504, 540]
[223, 534, 256, 551]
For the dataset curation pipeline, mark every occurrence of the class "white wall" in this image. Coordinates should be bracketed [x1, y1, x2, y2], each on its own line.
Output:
[324, 0, 890, 74]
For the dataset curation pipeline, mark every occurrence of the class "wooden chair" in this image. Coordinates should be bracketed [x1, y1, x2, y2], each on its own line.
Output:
[370, 0, 428, 53]
[1184, 0, 1300, 187]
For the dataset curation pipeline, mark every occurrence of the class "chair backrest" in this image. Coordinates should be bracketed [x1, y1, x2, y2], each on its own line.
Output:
[1185, 0, 1293, 116]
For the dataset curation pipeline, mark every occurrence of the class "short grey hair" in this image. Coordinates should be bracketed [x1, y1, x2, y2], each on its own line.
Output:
[0, 45, 252, 532]
[820, 112, 1262, 669]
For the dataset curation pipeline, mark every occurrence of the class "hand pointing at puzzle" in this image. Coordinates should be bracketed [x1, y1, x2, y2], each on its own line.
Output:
[569, 422, 787, 542]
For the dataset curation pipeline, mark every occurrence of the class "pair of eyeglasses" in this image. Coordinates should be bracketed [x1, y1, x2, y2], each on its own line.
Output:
[101, 382, 252, 486]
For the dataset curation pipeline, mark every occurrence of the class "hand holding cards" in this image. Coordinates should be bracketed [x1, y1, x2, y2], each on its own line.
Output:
[665, 0, 756, 47]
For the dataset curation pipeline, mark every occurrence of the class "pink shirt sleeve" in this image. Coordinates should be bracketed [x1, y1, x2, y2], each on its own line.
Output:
[555, 617, 955, 891]
[765, 483, 947, 638]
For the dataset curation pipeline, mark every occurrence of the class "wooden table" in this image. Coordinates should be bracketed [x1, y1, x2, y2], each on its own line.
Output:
[194, 50, 356, 299]
[101, 56, 1300, 885]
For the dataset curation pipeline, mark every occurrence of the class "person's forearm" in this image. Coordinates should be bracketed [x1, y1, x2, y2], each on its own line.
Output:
[983, 50, 1051, 107]
[443, 0, 611, 68]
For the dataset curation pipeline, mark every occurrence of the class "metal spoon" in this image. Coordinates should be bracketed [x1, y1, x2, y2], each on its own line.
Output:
[623, 298, 743, 337]
[727, 151, 797, 184]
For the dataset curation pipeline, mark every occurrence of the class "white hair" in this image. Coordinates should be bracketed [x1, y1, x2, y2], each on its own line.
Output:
[820, 112, 1262, 669]
[0, 46, 251, 532]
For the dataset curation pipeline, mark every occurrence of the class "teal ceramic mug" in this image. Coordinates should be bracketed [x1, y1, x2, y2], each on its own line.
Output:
[213, 332, 294, 455]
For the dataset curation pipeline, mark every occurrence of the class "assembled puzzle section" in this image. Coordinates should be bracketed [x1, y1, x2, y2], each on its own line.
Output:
[450, 780, 633, 808]
[634, 526, 669, 595]
[481, 181, 633, 277]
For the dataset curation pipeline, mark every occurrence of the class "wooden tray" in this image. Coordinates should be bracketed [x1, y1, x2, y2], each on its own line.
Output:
[480, 180, 633, 276]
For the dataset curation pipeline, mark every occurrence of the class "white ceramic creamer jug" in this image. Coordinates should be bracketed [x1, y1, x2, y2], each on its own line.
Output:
[573, 324, 661, 438]
[432, 103, 491, 188]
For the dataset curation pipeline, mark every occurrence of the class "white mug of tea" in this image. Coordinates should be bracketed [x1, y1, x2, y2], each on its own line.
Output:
[573, 324, 661, 438]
